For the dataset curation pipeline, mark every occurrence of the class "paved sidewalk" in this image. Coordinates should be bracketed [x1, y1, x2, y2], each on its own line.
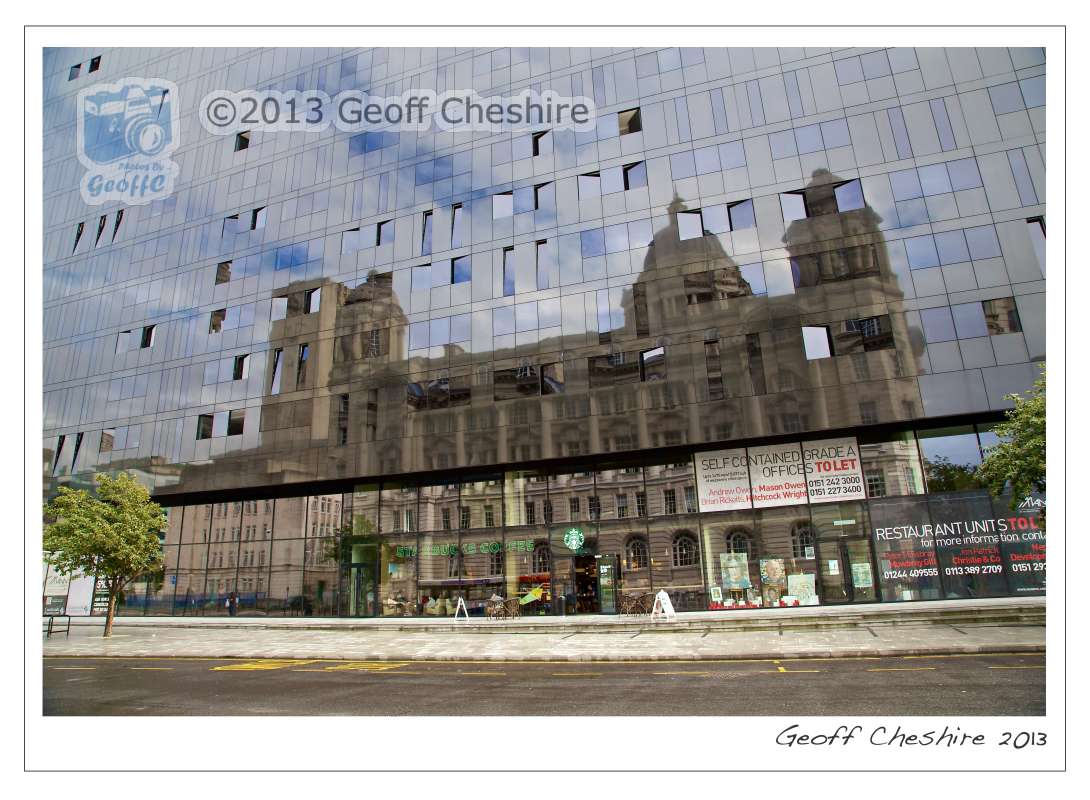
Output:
[43, 597, 1045, 661]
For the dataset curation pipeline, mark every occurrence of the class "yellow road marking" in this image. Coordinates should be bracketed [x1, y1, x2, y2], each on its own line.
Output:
[988, 665, 1045, 670]
[322, 662, 410, 672]
[758, 667, 822, 673]
[46, 653, 1039, 666]
[49, 667, 95, 670]
[867, 667, 937, 672]
[212, 660, 318, 671]
[902, 652, 1044, 660]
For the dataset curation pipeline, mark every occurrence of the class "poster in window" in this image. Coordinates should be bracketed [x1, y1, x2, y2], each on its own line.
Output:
[851, 562, 874, 589]
[802, 436, 866, 503]
[720, 552, 752, 590]
[787, 572, 819, 606]
[694, 448, 752, 511]
[759, 558, 786, 588]
[759, 558, 786, 605]
[747, 443, 807, 508]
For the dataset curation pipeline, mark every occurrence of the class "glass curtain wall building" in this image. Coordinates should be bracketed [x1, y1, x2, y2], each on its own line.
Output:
[42, 46, 1046, 617]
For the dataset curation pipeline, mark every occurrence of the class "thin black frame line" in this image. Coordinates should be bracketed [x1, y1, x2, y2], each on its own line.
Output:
[23, 24, 1069, 28]
[30, 30, 1063, 773]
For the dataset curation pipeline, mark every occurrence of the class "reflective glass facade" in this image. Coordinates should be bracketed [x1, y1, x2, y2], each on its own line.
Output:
[43, 46, 1046, 616]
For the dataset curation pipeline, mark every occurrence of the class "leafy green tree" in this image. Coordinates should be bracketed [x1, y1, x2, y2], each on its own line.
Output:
[43, 472, 166, 637]
[921, 455, 984, 493]
[980, 365, 1046, 527]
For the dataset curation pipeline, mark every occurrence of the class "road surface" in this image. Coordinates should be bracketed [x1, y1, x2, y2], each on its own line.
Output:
[43, 652, 1045, 715]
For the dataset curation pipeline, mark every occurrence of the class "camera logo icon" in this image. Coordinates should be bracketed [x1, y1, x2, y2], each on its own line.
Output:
[77, 77, 180, 206]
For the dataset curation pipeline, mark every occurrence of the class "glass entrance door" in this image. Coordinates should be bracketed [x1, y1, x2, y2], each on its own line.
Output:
[350, 562, 376, 617]
[596, 554, 619, 614]
[346, 541, 378, 618]
[818, 538, 878, 603]
[812, 502, 879, 604]
[573, 555, 599, 613]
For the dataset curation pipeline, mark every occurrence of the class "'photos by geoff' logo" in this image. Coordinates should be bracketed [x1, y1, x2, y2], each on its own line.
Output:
[76, 77, 180, 206]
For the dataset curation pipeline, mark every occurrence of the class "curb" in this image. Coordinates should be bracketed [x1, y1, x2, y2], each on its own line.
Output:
[73, 608, 1045, 635]
[42, 644, 1045, 662]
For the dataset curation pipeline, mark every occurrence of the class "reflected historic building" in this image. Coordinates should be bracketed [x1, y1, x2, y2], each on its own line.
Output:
[43, 46, 1046, 617]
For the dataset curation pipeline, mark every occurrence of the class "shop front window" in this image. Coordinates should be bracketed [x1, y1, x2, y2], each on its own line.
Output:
[868, 496, 941, 602]
[992, 493, 1045, 595]
[859, 430, 926, 497]
[928, 491, 1009, 599]
[917, 426, 984, 492]
[417, 532, 461, 617]
[754, 507, 820, 607]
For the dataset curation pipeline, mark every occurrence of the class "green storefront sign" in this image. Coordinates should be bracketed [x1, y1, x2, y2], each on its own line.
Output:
[396, 539, 536, 559]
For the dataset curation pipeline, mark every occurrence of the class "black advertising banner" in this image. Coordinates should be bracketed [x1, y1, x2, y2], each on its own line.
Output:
[870, 497, 941, 601]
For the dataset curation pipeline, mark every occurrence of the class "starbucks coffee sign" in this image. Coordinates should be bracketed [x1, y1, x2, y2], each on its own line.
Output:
[563, 527, 585, 551]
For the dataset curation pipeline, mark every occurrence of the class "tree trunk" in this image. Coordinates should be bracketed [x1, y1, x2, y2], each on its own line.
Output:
[103, 588, 117, 637]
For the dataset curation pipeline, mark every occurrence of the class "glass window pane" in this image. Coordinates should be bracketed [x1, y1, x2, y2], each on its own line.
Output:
[577, 174, 601, 198]
[627, 219, 653, 248]
[451, 256, 472, 284]
[859, 430, 926, 497]
[834, 179, 865, 212]
[780, 192, 807, 222]
[600, 167, 625, 195]
[916, 427, 983, 492]
[604, 223, 629, 254]
[951, 302, 988, 339]
[795, 124, 824, 154]
[694, 146, 720, 175]
[920, 307, 956, 343]
[965, 226, 1002, 260]
[677, 211, 703, 241]
[989, 82, 1025, 115]
[889, 169, 923, 201]
[719, 141, 746, 169]
[580, 228, 605, 257]
[701, 205, 728, 235]
[623, 161, 647, 189]
[947, 158, 982, 190]
[917, 164, 952, 196]
[670, 151, 696, 179]
[982, 297, 1022, 334]
[728, 200, 755, 230]
[934, 230, 970, 264]
[769, 130, 797, 159]
[493, 193, 513, 218]
[820, 118, 851, 148]
[802, 326, 832, 359]
[905, 236, 940, 269]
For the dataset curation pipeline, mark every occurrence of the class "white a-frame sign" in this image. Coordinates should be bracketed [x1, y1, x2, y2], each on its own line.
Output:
[650, 590, 676, 621]
[454, 596, 470, 621]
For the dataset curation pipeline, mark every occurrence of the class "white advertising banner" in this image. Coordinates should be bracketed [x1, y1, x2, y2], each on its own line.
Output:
[802, 436, 866, 503]
[748, 443, 808, 508]
[65, 575, 96, 616]
[694, 448, 752, 511]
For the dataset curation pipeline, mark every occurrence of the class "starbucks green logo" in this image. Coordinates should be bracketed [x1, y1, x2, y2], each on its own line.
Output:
[563, 527, 585, 551]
